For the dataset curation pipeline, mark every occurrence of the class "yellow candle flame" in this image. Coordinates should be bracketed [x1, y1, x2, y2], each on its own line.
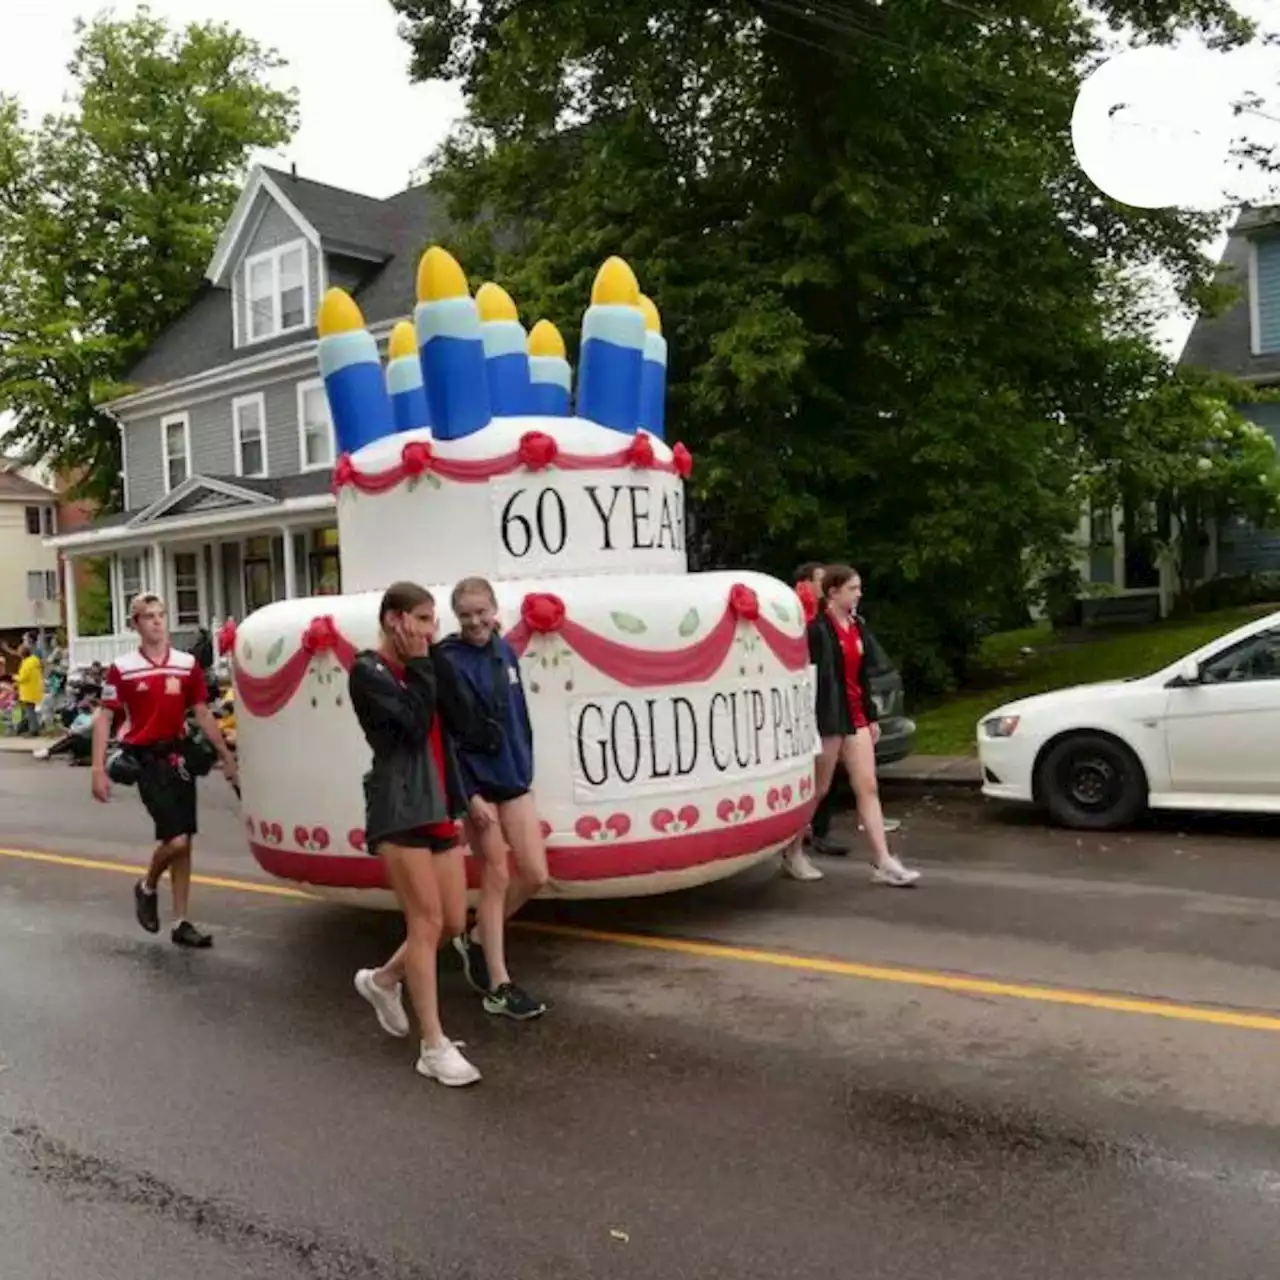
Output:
[416, 246, 470, 303]
[528, 319, 567, 358]
[476, 281, 520, 322]
[638, 294, 661, 334]
[388, 320, 417, 361]
[317, 288, 366, 338]
[591, 257, 640, 307]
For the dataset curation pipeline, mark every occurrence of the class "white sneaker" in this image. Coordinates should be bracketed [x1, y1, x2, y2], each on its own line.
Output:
[781, 844, 824, 881]
[32, 747, 50, 761]
[354, 968, 410, 1038]
[859, 818, 902, 834]
[871, 855, 920, 887]
[416, 1039, 481, 1087]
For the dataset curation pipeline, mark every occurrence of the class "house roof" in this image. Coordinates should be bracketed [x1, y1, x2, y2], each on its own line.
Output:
[120, 171, 450, 394]
[1180, 209, 1280, 383]
[0, 466, 58, 502]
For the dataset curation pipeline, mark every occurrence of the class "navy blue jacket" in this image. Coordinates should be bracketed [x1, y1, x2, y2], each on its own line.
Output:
[435, 633, 535, 796]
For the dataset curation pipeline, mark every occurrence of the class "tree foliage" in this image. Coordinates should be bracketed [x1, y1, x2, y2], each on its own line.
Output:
[391, 0, 1272, 688]
[0, 9, 298, 508]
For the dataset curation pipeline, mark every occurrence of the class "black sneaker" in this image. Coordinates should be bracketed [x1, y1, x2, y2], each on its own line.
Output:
[452, 933, 492, 996]
[134, 881, 160, 933]
[483, 982, 547, 1021]
[171, 921, 213, 949]
[808, 834, 850, 857]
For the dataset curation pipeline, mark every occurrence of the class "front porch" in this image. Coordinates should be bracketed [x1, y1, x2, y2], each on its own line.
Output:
[48, 473, 340, 669]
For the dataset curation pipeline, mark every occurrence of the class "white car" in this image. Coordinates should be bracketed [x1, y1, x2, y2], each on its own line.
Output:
[977, 609, 1280, 829]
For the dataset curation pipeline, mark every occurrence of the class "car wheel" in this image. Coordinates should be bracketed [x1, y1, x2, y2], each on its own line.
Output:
[1036, 733, 1147, 831]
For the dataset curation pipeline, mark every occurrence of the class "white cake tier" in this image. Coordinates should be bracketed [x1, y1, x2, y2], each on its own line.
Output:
[335, 416, 689, 593]
[231, 570, 817, 903]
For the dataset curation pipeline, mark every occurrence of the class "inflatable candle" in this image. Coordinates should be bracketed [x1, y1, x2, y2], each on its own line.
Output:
[231, 251, 818, 907]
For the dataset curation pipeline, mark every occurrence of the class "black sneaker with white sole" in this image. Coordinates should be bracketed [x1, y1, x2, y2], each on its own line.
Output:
[808, 834, 850, 856]
[483, 982, 547, 1020]
[171, 921, 213, 949]
[134, 881, 160, 933]
[453, 933, 492, 996]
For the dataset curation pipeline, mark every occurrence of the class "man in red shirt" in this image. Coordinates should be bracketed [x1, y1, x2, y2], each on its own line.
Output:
[91, 594, 238, 947]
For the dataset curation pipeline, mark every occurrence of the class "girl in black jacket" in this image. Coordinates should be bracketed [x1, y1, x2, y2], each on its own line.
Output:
[808, 565, 920, 887]
[347, 581, 489, 1087]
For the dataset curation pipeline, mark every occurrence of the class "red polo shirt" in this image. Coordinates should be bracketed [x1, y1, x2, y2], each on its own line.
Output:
[833, 617, 869, 730]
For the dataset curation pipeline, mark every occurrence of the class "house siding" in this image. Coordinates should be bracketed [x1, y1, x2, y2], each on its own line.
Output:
[1258, 236, 1280, 355]
[1218, 402, 1280, 574]
[120, 415, 168, 511]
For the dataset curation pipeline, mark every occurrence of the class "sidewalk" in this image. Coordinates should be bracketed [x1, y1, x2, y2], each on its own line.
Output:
[878, 753, 981, 788]
[0, 736, 57, 754]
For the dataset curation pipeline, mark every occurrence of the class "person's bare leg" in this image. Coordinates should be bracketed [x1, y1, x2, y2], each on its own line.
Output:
[375, 941, 408, 988]
[379, 844, 446, 1046]
[813, 736, 843, 811]
[497, 794, 548, 921]
[168, 839, 193, 920]
[471, 822, 512, 987]
[843, 732, 890, 864]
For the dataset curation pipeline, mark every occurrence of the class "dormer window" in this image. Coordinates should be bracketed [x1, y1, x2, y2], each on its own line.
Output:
[245, 240, 309, 342]
[1254, 236, 1280, 356]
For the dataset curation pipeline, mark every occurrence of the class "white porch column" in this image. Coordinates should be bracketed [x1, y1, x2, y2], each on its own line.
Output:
[109, 553, 122, 632]
[281, 528, 298, 599]
[63, 555, 79, 650]
[150, 542, 164, 599]
[211, 538, 225, 621]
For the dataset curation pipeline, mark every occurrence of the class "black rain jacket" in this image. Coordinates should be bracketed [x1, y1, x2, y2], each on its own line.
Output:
[806, 612, 878, 740]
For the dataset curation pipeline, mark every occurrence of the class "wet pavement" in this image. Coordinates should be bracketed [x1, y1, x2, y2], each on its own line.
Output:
[2, 756, 1280, 1278]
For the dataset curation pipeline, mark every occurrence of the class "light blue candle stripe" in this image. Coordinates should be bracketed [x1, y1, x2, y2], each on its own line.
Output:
[386, 354, 424, 396]
[581, 304, 646, 352]
[318, 329, 378, 378]
[414, 295, 483, 344]
[529, 355, 572, 392]
[481, 320, 528, 358]
[643, 331, 668, 368]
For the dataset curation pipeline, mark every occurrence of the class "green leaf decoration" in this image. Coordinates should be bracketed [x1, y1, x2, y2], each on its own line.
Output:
[242, 640, 253, 661]
[266, 636, 285, 667]
[611, 611, 648, 635]
[771, 601, 791, 624]
[426, 473, 442, 489]
[407, 474, 420, 492]
[678, 607, 700, 637]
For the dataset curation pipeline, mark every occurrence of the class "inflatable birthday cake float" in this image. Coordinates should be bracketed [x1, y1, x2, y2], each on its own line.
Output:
[230, 246, 818, 906]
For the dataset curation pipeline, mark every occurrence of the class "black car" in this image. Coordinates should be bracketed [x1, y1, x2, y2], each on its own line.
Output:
[861, 625, 916, 767]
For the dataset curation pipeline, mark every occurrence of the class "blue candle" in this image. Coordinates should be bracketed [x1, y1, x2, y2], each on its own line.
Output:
[637, 294, 667, 440]
[413, 246, 492, 441]
[576, 257, 646, 435]
[527, 320, 572, 417]
[476, 282, 533, 416]
[385, 320, 431, 433]
[317, 288, 395, 454]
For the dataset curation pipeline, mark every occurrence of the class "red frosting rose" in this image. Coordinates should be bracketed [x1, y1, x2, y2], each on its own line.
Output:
[795, 581, 818, 624]
[672, 442, 693, 478]
[518, 430, 559, 471]
[626, 433, 656, 468]
[332, 453, 357, 490]
[400, 439, 434, 476]
[301, 614, 341, 655]
[728, 584, 760, 622]
[521, 592, 567, 634]
[216, 618, 238, 657]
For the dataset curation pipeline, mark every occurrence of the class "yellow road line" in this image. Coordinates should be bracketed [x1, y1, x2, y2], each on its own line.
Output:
[3, 843, 1280, 1033]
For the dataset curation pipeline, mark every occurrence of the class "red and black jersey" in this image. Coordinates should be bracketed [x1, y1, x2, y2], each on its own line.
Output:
[101, 647, 205, 745]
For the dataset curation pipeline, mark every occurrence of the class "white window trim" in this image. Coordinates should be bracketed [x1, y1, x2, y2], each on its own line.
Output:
[1249, 239, 1262, 357]
[296, 378, 334, 473]
[243, 238, 311, 347]
[169, 546, 208, 630]
[116, 552, 146, 630]
[160, 411, 192, 494]
[232, 391, 268, 478]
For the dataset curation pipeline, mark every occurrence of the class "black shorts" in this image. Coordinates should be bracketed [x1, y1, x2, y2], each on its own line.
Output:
[370, 827, 461, 856]
[135, 754, 198, 844]
[475, 784, 530, 805]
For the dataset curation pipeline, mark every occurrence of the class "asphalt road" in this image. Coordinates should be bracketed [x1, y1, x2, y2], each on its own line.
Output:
[3, 754, 1280, 1278]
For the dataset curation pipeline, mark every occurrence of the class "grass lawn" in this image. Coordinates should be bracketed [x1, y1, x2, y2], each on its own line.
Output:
[911, 604, 1280, 757]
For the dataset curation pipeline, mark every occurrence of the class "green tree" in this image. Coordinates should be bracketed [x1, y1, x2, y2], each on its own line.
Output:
[390, 0, 1271, 690]
[0, 8, 298, 507]
[1085, 362, 1280, 611]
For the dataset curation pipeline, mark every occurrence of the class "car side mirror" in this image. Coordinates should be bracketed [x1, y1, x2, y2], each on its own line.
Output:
[1174, 659, 1202, 687]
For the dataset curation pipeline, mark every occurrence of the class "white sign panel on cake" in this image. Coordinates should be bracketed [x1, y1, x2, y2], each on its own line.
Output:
[490, 472, 687, 577]
[569, 670, 818, 803]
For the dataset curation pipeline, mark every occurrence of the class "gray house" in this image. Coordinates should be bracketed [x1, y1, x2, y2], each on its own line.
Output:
[48, 165, 442, 667]
[1070, 205, 1280, 622]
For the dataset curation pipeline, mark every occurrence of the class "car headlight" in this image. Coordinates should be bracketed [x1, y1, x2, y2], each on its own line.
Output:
[982, 715, 1020, 739]
[872, 691, 889, 718]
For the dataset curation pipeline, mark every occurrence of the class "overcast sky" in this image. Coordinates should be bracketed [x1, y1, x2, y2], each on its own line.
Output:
[0, 0, 1276, 446]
